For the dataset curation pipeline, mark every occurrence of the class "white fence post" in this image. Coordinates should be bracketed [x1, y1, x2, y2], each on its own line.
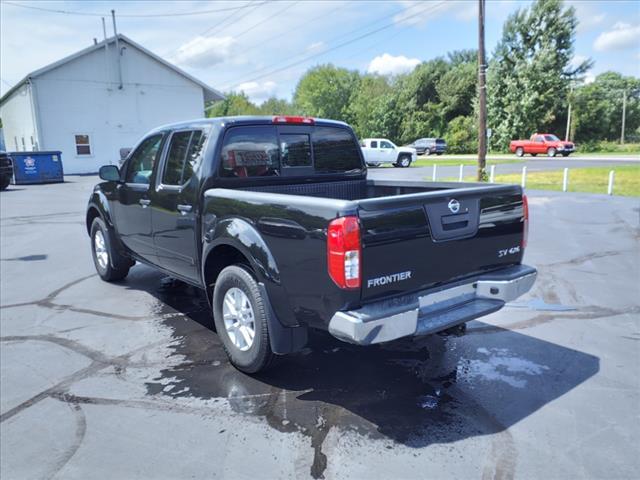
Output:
[521, 166, 527, 188]
[608, 170, 615, 195]
[432, 164, 437, 181]
[458, 164, 464, 182]
[562, 168, 569, 192]
[489, 164, 495, 183]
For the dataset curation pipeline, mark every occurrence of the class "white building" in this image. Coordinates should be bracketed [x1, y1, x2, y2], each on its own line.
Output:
[0, 35, 223, 174]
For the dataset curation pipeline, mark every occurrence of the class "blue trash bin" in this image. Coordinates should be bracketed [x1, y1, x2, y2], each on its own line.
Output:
[10, 151, 64, 184]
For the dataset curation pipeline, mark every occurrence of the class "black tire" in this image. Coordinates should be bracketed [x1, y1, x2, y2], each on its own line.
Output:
[531, 153, 538, 157]
[515, 147, 524, 157]
[90, 217, 131, 282]
[213, 265, 274, 373]
[0, 175, 10, 191]
[436, 152, 443, 156]
[562, 152, 570, 157]
[398, 154, 412, 168]
[547, 147, 557, 157]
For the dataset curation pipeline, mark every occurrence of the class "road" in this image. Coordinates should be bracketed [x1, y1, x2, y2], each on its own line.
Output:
[1, 176, 639, 479]
[369, 155, 639, 181]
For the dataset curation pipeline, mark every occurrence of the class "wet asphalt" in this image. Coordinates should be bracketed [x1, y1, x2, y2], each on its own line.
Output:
[1, 176, 639, 479]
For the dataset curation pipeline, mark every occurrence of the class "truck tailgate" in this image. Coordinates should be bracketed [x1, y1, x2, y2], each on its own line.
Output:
[357, 184, 526, 302]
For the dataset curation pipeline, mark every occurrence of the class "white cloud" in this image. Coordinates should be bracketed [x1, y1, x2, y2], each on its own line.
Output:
[172, 36, 235, 68]
[307, 41, 325, 51]
[567, 1, 606, 33]
[236, 81, 277, 104]
[394, 0, 475, 27]
[367, 53, 420, 76]
[594, 22, 640, 52]
[569, 54, 589, 70]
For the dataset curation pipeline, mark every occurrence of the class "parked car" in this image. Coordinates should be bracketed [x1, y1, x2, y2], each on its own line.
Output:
[86, 115, 536, 373]
[0, 151, 13, 190]
[409, 138, 447, 156]
[360, 138, 416, 167]
[510, 134, 575, 157]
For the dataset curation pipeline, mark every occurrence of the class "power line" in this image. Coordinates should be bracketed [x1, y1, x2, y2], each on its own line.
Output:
[218, 0, 431, 89]
[2, 0, 269, 18]
[234, 1, 300, 41]
[221, 1, 445, 90]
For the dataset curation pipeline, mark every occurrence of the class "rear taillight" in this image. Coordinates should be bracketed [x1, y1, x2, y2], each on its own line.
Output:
[327, 216, 361, 289]
[522, 194, 529, 248]
[272, 115, 315, 124]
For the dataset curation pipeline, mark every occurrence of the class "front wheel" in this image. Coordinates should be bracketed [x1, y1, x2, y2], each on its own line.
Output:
[515, 147, 524, 157]
[547, 147, 557, 157]
[0, 175, 10, 190]
[90, 217, 131, 281]
[562, 152, 570, 157]
[397, 155, 412, 168]
[213, 265, 274, 373]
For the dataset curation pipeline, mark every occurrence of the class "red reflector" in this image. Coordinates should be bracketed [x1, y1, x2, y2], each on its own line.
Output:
[522, 194, 529, 248]
[272, 115, 315, 124]
[327, 216, 361, 289]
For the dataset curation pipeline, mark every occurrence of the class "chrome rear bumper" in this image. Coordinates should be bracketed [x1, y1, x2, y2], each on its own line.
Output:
[328, 265, 536, 345]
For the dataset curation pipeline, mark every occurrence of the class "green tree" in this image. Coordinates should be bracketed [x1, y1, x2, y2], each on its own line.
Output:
[348, 75, 394, 138]
[487, 0, 591, 150]
[445, 116, 478, 154]
[258, 97, 297, 116]
[572, 72, 640, 143]
[437, 61, 477, 122]
[206, 92, 259, 117]
[293, 64, 361, 122]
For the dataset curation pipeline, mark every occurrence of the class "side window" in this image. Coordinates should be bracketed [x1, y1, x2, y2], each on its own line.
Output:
[370, 140, 378, 148]
[162, 130, 207, 186]
[281, 134, 311, 167]
[535, 136, 544, 143]
[220, 126, 279, 178]
[163, 131, 191, 185]
[126, 134, 163, 184]
[380, 141, 393, 149]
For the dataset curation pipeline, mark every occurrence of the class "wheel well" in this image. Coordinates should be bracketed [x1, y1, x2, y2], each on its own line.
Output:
[86, 207, 100, 235]
[203, 245, 252, 294]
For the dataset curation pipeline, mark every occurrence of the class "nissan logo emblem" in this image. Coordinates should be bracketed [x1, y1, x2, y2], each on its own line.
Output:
[448, 199, 460, 214]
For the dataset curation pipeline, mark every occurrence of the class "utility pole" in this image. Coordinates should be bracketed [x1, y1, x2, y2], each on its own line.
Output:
[565, 84, 572, 142]
[621, 89, 627, 144]
[477, 0, 487, 181]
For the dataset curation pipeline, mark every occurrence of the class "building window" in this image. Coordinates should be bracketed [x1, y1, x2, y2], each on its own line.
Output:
[75, 135, 91, 155]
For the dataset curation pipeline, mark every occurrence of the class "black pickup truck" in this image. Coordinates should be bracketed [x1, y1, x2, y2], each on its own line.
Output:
[86, 116, 536, 372]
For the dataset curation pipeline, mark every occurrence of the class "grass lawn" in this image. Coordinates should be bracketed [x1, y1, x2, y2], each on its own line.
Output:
[490, 165, 639, 196]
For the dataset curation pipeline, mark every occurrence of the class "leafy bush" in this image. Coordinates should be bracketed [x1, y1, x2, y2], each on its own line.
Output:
[444, 116, 478, 154]
[576, 141, 640, 154]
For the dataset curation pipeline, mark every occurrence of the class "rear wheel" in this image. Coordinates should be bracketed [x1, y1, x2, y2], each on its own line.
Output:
[547, 147, 557, 157]
[515, 147, 524, 157]
[90, 217, 131, 281]
[213, 265, 274, 373]
[0, 175, 10, 191]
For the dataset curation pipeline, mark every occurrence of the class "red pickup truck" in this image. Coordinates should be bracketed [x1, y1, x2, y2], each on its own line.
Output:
[510, 134, 575, 157]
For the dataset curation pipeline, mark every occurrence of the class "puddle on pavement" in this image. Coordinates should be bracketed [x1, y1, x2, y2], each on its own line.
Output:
[143, 276, 599, 479]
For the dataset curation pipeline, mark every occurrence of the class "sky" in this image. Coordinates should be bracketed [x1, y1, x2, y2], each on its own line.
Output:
[1, 0, 639, 104]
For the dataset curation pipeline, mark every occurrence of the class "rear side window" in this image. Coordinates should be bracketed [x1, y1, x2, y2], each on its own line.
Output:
[312, 127, 362, 173]
[220, 126, 279, 178]
[370, 140, 378, 148]
[162, 130, 207, 185]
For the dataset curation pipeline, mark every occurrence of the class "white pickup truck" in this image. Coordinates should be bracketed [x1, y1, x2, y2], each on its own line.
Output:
[360, 138, 417, 168]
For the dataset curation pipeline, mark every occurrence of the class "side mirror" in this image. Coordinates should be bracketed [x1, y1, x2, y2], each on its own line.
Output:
[99, 165, 120, 182]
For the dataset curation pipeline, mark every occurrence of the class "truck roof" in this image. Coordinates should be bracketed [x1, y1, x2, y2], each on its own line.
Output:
[149, 116, 350, 134]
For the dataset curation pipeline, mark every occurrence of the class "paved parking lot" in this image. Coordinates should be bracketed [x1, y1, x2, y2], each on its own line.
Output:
[1, 176, 639, 479]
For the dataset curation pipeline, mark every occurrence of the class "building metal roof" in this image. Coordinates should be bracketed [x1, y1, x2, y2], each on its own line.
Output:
[0, 34, 224, 104]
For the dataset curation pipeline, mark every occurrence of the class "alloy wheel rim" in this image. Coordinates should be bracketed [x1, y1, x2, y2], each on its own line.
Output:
[94, 230, 108, 269]
[222, 287, 256, 352]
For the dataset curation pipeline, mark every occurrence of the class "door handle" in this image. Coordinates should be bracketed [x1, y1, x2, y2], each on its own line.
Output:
[177, 204, 192, 215]
[139, 199, 151, 208]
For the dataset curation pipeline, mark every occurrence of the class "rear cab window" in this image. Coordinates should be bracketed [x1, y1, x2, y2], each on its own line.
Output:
[219, 124, 363, 178]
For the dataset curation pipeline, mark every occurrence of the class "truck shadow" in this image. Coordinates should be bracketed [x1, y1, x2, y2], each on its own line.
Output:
[130, 269, 599, 473]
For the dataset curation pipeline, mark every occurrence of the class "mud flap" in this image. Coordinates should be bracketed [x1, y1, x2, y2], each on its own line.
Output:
[258, 283, 307, 355]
